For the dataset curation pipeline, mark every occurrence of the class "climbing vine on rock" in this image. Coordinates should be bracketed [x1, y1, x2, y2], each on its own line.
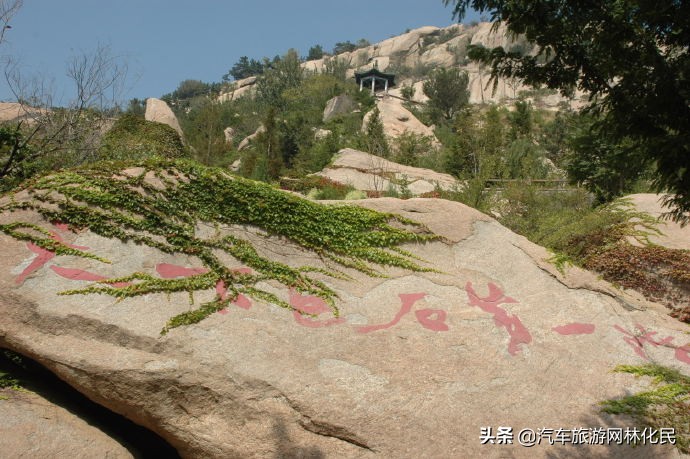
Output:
[0, 159, 438, 333]
[601, 364, 690, 453]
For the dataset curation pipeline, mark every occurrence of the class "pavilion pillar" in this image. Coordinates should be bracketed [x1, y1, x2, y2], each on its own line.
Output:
[371, 77, 375, 94]
[360, 78, 363, 91]
[384, 79, 388, 93]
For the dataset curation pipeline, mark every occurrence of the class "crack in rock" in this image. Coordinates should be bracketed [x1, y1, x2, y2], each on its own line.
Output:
[298, 417, 374, 452]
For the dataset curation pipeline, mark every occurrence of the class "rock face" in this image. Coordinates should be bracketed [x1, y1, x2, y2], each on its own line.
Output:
[627, 194, 690, 250]
[237, 124, 265, 151]
[145, 98, 184, 139]
[218, 76, 257, 103]
[0, 390, 133, 458]
[323, 95, 355, 122]
[1, 173, 688, 458]
[316, 148, 457, 195]
[470, 22, 513, 49]
[0, 102, 31, 122]
[313, 128, 332, 140]
[223, 127, 236, 145]
[363, 96, 439, 145]
[0, 102, 48, 123]
[218, 22, 582, 111]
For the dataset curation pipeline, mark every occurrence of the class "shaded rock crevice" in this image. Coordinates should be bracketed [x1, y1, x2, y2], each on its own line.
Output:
[0, 348, 180, 458]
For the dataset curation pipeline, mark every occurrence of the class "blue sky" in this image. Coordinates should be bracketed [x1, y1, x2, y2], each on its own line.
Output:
[0, 1, 480, 104]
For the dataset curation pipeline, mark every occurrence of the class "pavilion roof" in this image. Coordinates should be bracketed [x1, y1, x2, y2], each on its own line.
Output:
[354, 68, 396, 86]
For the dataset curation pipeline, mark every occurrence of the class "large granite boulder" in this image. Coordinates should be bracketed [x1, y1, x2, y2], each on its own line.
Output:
[323, 95, 356, 122]
[0, 166, 687, 458]
[237, 124, 265, 151]
[145, 98, 184, 139]
[315, 148, 458, 195]
[217, 76, 257, 103]
[362, 96, 439, 145]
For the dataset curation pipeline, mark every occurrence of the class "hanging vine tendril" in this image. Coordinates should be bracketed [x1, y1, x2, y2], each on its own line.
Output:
[0, 159, 439, 333]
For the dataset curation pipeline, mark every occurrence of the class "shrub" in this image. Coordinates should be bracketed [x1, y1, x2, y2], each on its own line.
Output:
[393, 132, 434, 167]
[495, 188, 690, 320]
[280, 175, 353, 199]
[400, 84, 416, 101]
[97, 114, 188, 162]
[345, 190, 367, 200]
[601, 364, 690, 454]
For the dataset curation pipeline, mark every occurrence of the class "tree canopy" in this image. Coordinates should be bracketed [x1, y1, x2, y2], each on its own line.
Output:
[444, 0, 690, 223]
[307, 45, 325, 61]
[224, 56, 265, 81]
[422, 67, 470, 123]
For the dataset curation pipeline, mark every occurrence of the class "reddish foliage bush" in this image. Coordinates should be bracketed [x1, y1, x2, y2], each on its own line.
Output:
[584, 244, 690, 323]
[280, 176, 349, 193]
[419, 191, 442, 198]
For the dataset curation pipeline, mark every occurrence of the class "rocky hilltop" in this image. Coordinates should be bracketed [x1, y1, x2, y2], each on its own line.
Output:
[220, 22, 584, 110]
[1, 162, 686, 457]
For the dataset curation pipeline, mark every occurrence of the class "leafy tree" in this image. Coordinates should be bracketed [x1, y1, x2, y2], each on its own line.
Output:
[256, 108, 282, 180]
[539, 109, 577, 164]
[508, 100, 533, 140]
[125, 98, 146, 117]
[294, 130, 341, 174]
[394, 132, 433, 167]
[422, 68, 470, 124]
[323, 57, 349, 82]
[466, 44, 490, 103]
[400, 84, 415, 101]
[441, 105, 507, 179]
[166, 79, 211, 100]
[360, 108, 390, 158]
[0, 124, 33, 191]
[566, 113, 651, 203]
[444, 0, 690, 223]
[224, 56, 264, 81]
[505, 138, 548, 179]
[255, 49, 303, 109]
[307, 45, 325, 60]
[333, 41, 357, 54]
[179, 98, 231, 166]
[443, 110, 477, 177]
[355, 38, 371, 49]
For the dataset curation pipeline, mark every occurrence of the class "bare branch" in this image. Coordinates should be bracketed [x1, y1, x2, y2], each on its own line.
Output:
[0, 0, 22, 45]
[1, 42, 130, 184]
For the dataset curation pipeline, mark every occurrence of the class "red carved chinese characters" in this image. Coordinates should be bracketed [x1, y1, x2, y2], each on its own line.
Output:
[465, 282, 532, 356]
[50, 266, 131, 288]
[15, 227, 89, 285]
[156, 263, 209, 278]
[288, 289, 346, 328]
[552, 323, 596, 335]
[355, 293, 447, 333]
[615, 324, 690, 365]
[415, 309, 450, 331]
